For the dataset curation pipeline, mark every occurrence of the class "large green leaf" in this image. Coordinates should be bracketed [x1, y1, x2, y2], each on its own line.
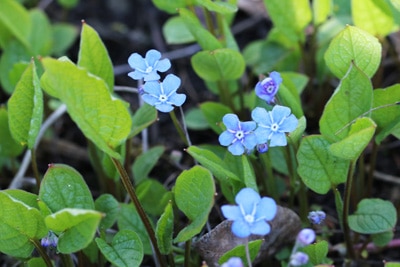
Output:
[324, 25, 381, 79]
[78, 22, 114, 92]
[0, 0, 30, 48]
[349, 198, 397, 234]
[0, 191, 47, 258]
[137, 179, 168, 216]
[40, 57, 131, 159]
[320, 63, 373, 142]
[352, 0, 394, 37]
[39, 164, 94, 212]
[95, 194, 120, 230]
[156, 202, 174, 254]
[312, 0, 332, 25]
[132, 146, 165, 184]
[199, 101, 232, 134]
[130, 103, 158, 138]
[302, 240, 330, 265]
[191, 48, 245, 82]
[196, 0, 238, 14]
[297, 135, 350, 194]
[29, 9, 52, 56]
[174, 166, 215, 242]
[51, 23, 79, 56]
[45, 208, 102, 253]
[96, 230, 143, 267]
[0, 108, 24, 157]
[163, 16, 195, 45]
[8, 60, 43, 149]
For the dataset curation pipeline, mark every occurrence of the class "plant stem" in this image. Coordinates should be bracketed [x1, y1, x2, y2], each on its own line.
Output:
[184, 239, 191, 267]
[30, 148, 41, 191]
[31, 239, 53, 267]
[259, 153, 278, 202]
[170, 109, 189, 146]
[343, 161, 356, 260]
[245, 238, 252, 267]
[111, 158, 167, 267]
[366, 141, 378, 197]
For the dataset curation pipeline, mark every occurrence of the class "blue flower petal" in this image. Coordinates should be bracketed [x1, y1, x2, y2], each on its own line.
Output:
[255, 197, 277, 221]
[269, 132, 287, 147]
[156, 103, 174, 112]
[231, 219, 251, 238]
[223, 114, 240, 131]
[143, 72, 160, 82]
[250, 220, 271, 236]
[235, 188, 260, 215]
[251, 107, 271, 126]
[271, 105, 291, 123]
[128, 70, 145, 81]
[254, 127, 270, 144]
[270, 71, 282, 84]
[168, 93, 186, 107]
[141, 94, 159, 106]
[221, 205, 242, 221]
[219, 131, 235, 146]
[240, 121, 256, 132]
[242, 133, 257, 150]
[145, 49, 162, 67]
[156, 58, 171, 72]
[163, 74, 181, 95]
[143, 81, 161, 95]
[128, 53, 147, 71]
[228, 141, 245, 155]
[279, 114, 298, 132]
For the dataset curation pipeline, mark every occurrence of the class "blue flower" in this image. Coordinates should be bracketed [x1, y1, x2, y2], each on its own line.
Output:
[251, 105, 298, 147]
[221, 188, 277, 238]
[218, 114, 257, 156]
[289, 252, 309, 266]
[141, 74, 186, 112]
[256, 143, 269, 153]
[221, 257, 244, 267]
[308, 210, 326, 225]
[41, 231, 58, 248]
[128, 49, 171, 81]
[255, 71, 282, 104]
[296, 228, 316, 246]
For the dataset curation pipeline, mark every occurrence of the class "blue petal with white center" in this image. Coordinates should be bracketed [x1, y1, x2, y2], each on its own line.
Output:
[128, 49, 171, 81]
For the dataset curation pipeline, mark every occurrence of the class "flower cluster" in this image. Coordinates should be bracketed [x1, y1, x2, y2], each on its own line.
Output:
[221, 188, 277, 238]
[308, 210, 326, 225]
[128, 49, 186, 112]
[219, 72, 298, 155]
[288, 228, 316, 266]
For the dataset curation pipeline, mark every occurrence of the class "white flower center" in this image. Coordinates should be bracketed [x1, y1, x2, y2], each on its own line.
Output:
[235, 130, 244, 140]
[244, 214, 255, 223]
[271, 123, 279, 132]
[158, 94, 168, 102]
[145, 66, 153, 73]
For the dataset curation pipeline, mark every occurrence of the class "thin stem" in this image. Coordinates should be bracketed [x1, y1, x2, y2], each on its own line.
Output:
[217, 80, 235, 111]
[245, 238, 252, 267]
[184, 239, 191, 267]
[60, 253, 74, 267]
[343, 161, 356, 260]
[30, 148, 41, 191]
[169, 109, 189, 146]
[31, 239, 53, 267]
[366, 141, 378, 197]
[179, 106, 192, 147]
[111, 158, 167, 267]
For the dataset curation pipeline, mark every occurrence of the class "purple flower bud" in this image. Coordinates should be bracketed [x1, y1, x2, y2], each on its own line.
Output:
[308, 210, 326, 225]
[255, 71, 282, 104]
[257, 143, 269, 153]
[296, 228, 315, 246]
[289, 252, 309, 266]
[221, 257, 244, 267]
[41, 231, 58, 248]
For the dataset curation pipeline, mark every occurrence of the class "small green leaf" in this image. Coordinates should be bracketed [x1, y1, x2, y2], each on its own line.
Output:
[95, 194, 120, 230]
[39, 163, 95, 212]
[0, 108, 24, 157]
[324, 25, 381, 79]
[371, 230, 394, 247]
[385, 262, 400, 267]
[8, 60, 43, 149]
[191, 48, 245, 82]
[313, 0, 332, 25]
[302, 240, 329, 265]
[152, 0, 186, 14]
[40, 57, 131, 159]
[241, 155, 257, 192]
[132, 146, 165, 184]
[118, 204, 152, 255]
[196, 0, 238, 14]
[45, 208, 102, 253]
[320, 63, 373, 142]
[96, 230, 143, 267]
[349, 198, 397, 234]
[297, 135, 350, 194]
[352, 0, 394, 37]
[185, 107, 209, 130]
[329, 117, 376, 160]
[131, 103, 158, 138]
[163, 16, 195, 44]
[179, 8, 222, 50]
[277, 83, 303, 118]
[174, 166, 215, 242]
[156, 202, 174, 254]
[218, 239, 262, 265]
[29, 9, 52, 56]
[199, 101, 233, 134]
[0, 191, 47, 258]
[57, 0, 79, 9]
[137, 179, 168, 216]
[78, 22, 114, 92]
[51, 23, 79, 56]
[3, 189, 40, 209]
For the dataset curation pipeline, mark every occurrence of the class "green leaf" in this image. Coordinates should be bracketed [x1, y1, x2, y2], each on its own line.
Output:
[179, 8, 222, 50]
[118, 204, 152, 255]
[297, 135, 350, 194]
[199, 101, 233, 134]
[130, 103, 158, 138]
[185, 107, 209, 130]
[137, 179, 168, 216]
[0, 191, 47, 258]
[163, 16, 195, 44]
[196, 0, 238, 14]
[191, 48, 245, 82]
[371, 230, 394, 247]
[156, 202, 174, 254]
[324, 25, 382, 79]
[8, 60, 43, 149]
[3, 189, 40, 209]
[45, 208, 102, 253]
[349, 198, 397, 234]
[302, 240, 329, 265]
[263, 0, 312, 42]
[329, 117, 376, 160]
[39, 163, 95, 212]
[241, 155, 258, 192]
[40, 57, 131, 159]
[320, 63, 373, 142]
[57, 0, 79, 9]
[29, 9, 52, 56]
[26, 258, 46, 267]
[174, 166, 215, 242]
[96, 230, 143, 267]
[186, 146, 241, 184]
[277, 83, 303, 118]
[218, 239, 262, 265]
[152, 0, 186, 14]
[352, 0, 394, 37]
[95, 194, 120, 230]
[313, 0, 332, 25]
[0, 108, 24, 157]
[78, 22, 114, 92]
[385, 262, 400, 267]
[0, 0, 30, 48]
[132, 146, 165, 184]
[51, 23, 79, 56]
